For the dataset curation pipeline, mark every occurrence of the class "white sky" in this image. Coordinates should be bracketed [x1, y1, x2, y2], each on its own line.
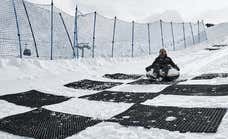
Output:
[28, 0, 228, 23]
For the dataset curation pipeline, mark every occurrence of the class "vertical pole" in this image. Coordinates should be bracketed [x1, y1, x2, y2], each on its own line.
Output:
[111, 16, 117, 57]
[170, 22, 175, 51]
[147, 23, 151, 55]
[160, 20, 164, 48]
[12, 0, 22, 58]
[202, 20, 208, 41]
[189, 22, 195, 45]
[197, 20, 200, 43]
[50, 0, 54, 60]
[59, 13, 76, 58]
[131, 21, 135, 57]
[22, 0, 39, 58]
[74, 6, 79, 59]
[92, 12, 97, 58]
[182, 22, 186, 48]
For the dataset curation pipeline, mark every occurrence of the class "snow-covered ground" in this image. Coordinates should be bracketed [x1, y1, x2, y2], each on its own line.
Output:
[0, 23, 228, 139]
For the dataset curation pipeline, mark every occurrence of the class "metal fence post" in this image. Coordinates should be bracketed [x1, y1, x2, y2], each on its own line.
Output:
[131, 21, 135, 57]
[160, 20, 164, 48]
[59, 13, 76, 58]
[182, 22, 187, 48]
[50, 0, 54, 60]
[197, 20, 200, 43]
[12, 0, 22, 58]
[74, 6, 79, 59]
[22, 0, 39, 58]
[111, 16, 117, 57]
[92, 12, 97, 58]
[147, 23, 151, 55]
[170, 22, 175, 51]
[189, 22, 195, 45]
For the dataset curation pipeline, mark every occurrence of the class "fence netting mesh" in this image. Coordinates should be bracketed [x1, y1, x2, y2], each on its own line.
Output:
[0, 0, 207, 59]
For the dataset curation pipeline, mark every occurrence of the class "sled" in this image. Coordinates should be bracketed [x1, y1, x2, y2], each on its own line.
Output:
[146, 68, 180, 82]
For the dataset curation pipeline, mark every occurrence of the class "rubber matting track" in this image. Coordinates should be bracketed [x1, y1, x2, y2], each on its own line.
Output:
[205, 48, 220, 51]
[128, 79, 186, 85]
[0, 108, 101, 139]
[161, 84, 228, 96]
[103, 73, 143, 80]
[192, 73, 228, 80]
[0, 90, 72, 108]
[128, 79, 173, 85]
[108, 104, 227, 133]
[79, 91, 160, 103]
[64, 79, 123, 91]
[212, 44, 227, 47]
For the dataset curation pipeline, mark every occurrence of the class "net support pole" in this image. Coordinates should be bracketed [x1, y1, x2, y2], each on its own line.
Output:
[22, 0, 39, 58]
[111, 16, 117, 57]
[92, 11, 97, 58]
[147, 23, 151, 55]
[50, 0, 54, 60]
[74, 6, 79, 59]
[197, 20, 200, 43]
[170, 22, 175, 51]
[190, 22, 195, 45]
[12, 0, 22, 58]
[202, 20, 208, 41]
[160, 20, 164, 48]
[59, 13, 76, 58]
[182, 22, 187, 48]
[131, 21, 135, 57]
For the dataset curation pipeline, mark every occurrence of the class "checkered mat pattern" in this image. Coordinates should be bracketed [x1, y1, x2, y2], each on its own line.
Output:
[0, 73, 228, 138]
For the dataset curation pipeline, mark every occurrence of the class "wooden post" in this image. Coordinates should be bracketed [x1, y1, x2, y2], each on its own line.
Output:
[111, 16, 117, 57]
[147, 23, 151, 55]
[22, 0, 39, 58]
[170, 22, 175, 51]
[59, 13, 76, 58]
[74, 6, 79, 59]
[92, 12, 97, 58]
[197, 20, 200, 43]
[182, 22, 186, 48]
[12, 0, 22, 58]
[131, 21, 135, 57]
[189, 22, 195, 45]
[160, 20, 164, 48]
[50, 0, 53, 60]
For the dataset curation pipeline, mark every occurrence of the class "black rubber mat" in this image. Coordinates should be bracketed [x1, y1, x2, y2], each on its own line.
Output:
[161, 84, 228, 96]
[108, 104, 227, 133]
[128, 79, 185, 85]
[79, 91, 159, 103]
[64, 79, 123, 91]
[0, 108, 101, 139]
[192, 73, 228, 80]
[0, 90, 72, 108]
[103, 73, 143, 80]
[205, 48, 220, 51]
[212, 44, 227, 47]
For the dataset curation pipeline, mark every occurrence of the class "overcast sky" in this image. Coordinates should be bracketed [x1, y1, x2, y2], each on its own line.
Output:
[28, 0, 228, 22]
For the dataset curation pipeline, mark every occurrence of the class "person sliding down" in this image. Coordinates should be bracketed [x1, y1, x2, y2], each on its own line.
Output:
[145, 49, 180, 81]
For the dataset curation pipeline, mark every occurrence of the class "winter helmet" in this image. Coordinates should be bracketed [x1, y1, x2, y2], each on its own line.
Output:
[159, 48, 167, 56]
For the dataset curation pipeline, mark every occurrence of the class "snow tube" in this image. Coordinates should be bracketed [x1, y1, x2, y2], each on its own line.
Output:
[146, 68, 180, 81]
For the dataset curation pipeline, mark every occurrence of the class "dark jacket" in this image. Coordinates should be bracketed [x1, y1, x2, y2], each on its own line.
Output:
[146, 55, 180, 71]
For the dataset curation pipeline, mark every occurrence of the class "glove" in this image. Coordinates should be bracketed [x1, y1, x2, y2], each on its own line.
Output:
[145, 67, 150, 72]
[176, 66, 180, 71]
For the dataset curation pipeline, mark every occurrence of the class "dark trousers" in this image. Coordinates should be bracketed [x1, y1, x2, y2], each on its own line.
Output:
[153, 64, 170, 78]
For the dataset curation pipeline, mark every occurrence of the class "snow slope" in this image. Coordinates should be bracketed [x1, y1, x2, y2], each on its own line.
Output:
[0, 22, 228, 138]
